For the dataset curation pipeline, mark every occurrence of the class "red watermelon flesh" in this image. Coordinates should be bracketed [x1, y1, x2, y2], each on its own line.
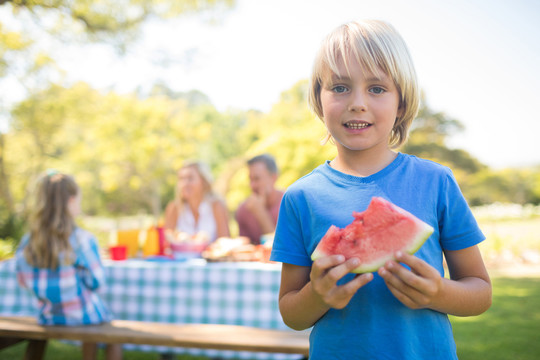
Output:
[311, 197, 434, 273]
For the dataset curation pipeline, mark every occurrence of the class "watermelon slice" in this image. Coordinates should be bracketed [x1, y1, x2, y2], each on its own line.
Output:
[311, 197, 434, 273]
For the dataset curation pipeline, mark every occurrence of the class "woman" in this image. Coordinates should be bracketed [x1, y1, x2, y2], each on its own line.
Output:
[164, 161, 230, 242]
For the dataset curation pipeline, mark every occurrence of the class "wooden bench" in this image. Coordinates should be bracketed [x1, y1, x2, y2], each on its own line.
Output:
[0, 316, 309, 359]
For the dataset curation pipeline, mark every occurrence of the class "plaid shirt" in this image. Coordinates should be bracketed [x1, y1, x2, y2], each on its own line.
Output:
[15, 227, 112, 325]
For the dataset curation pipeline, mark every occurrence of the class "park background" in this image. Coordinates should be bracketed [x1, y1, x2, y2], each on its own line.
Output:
[0, 0, 539, 359]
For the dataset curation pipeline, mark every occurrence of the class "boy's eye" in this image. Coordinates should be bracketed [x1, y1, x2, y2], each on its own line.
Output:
[369, 86, 385, 94]
[332, 85, 348, 93]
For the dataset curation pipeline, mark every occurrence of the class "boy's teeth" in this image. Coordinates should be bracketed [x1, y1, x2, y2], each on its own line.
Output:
[346, 123, 369, 129]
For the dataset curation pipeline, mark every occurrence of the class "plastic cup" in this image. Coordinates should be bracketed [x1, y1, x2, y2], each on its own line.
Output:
[109, 245, 128, 260]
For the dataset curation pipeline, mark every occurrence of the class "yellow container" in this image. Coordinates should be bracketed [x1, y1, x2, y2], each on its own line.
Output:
[116, 229, 140, 258]
[142, 227, 160, 257]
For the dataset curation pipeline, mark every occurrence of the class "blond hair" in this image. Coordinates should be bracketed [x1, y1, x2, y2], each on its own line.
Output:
[308, 20, 419, 148]
[180, 161, 214, 196]
[174, 161, 216, 210]
[24, 172, 79, 269]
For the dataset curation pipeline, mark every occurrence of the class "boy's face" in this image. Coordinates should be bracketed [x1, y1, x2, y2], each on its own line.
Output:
[320, 54, 402, 157]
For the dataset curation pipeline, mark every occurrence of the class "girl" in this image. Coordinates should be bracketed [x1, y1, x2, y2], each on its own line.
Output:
[270, 20, 491, 359]
[15, 171, 122, 360]
[164, 161, 230, 242]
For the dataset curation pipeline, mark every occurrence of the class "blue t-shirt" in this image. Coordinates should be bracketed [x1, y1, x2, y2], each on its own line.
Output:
[270, 153, 485, 360]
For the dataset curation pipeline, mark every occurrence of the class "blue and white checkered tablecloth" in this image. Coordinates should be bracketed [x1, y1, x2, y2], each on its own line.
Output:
[0, 258, 306, 359]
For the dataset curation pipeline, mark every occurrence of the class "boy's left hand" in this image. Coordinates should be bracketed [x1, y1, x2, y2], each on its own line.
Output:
[378, 251, 443, 310]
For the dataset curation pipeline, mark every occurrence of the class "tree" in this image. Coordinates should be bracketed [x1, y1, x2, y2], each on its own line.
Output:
[0, 0, 235, 229]
[464, 167, 540, 206]
[5, 80, 255, 220]
[0, 21, 31, 76]
[402, 96, 486, 177]
[0, 0, 235, 100]
[1, 0, 234, 48]
[224, 80, 336, 210]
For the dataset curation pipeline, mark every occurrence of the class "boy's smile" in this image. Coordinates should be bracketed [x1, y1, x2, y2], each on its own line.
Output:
[320, 54, 402, 158]
[344, 120, 371, 130]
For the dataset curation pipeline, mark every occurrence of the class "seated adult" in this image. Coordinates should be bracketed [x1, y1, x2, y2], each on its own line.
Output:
[164, 161, 230, 243]
[235, 154, 284, 245]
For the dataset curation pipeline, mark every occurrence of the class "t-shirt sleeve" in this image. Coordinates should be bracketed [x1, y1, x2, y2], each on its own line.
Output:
[438, 169, 485, 251]
[270, 190, 312, 266]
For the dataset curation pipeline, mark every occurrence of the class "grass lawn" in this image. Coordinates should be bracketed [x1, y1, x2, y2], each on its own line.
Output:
[2, 276, 539, 359]
[451, 276, 540, 360]
[0, 341, 210, 360]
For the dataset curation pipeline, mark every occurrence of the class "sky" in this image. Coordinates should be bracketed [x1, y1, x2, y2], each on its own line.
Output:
[1, 0, 539, 169]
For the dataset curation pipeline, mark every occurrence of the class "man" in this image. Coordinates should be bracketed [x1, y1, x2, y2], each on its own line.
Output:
[235, 154, 284, 245]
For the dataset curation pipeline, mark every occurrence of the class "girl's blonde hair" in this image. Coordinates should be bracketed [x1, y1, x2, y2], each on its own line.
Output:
[24, 172, 79, 269]
[308, 20, 420, 148]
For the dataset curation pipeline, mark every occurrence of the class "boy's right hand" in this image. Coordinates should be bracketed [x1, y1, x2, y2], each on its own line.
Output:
[310, 255, 373, 309]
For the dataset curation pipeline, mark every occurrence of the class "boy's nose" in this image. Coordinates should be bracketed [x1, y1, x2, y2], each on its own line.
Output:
[348, 91, 368, 112]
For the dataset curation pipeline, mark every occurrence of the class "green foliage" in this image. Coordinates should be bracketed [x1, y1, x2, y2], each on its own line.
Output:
[402, 96, 485, 175]
[404, 143, 485, 174]
[465, 168, 540, 206]
[0, 204, 24, 259]
[0, 22, 32, 76]
[4, 81, 256, 220]
[4, 76, 540, 230]
[0, 238, 16, 259]
[225, 80, 336, 209]
[401, 96, 540, 206]
[2, 0, 538, 228]
[2, 0, 235, 48]
[408, 96, 464, 145]
[0, 204, 25, 241]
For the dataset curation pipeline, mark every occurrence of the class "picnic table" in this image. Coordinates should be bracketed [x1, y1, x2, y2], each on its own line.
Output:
[0, 258, 307, 359]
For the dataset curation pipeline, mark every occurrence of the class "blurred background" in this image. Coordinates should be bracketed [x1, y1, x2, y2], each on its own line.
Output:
[1, 0, 539, 269]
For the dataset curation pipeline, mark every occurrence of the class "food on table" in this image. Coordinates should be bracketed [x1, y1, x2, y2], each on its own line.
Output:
[202, 237, 272, 262]
[169, 231, 210, 253]
[311, 197, 434, 273]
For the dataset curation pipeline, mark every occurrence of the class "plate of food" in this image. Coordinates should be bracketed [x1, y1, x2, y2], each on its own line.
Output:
[202, 237, 273, 262]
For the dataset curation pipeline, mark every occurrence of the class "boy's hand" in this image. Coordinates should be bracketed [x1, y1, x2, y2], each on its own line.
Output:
[311, 255, 373, 309]
[378, 251, 443, 310]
